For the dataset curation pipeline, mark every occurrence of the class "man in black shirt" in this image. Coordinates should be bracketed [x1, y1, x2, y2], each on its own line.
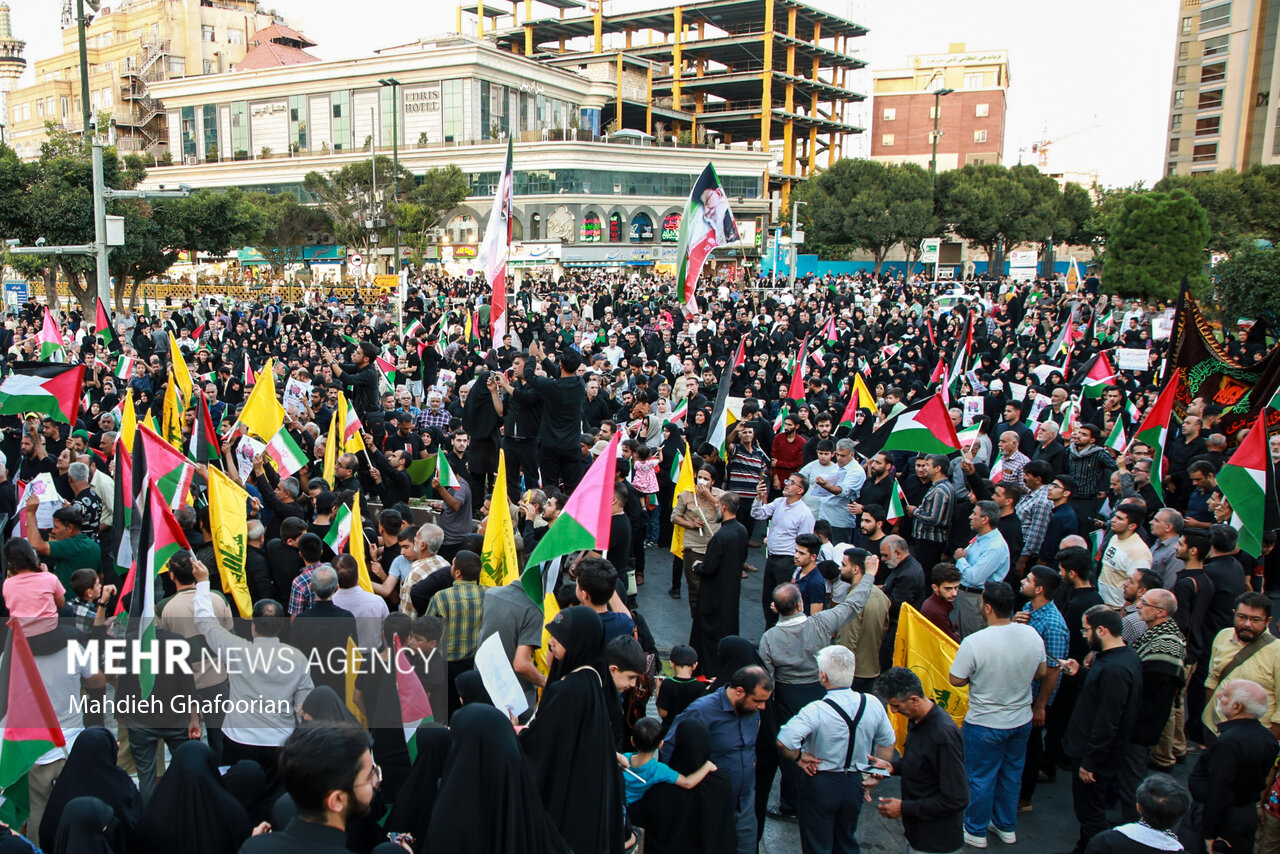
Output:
[524, 339, 586, 493]
[322, 341, 380, 419]
[870, 667, 968, 854]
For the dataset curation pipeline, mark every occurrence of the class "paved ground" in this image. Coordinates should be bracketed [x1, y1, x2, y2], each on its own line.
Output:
[633, 542, 1193, 854]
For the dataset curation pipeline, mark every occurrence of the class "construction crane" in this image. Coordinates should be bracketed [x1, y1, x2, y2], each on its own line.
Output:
[1029, 119, 1100, 169]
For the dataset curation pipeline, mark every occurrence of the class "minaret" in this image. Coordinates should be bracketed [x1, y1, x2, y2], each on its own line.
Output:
[0, 2, 25, 145]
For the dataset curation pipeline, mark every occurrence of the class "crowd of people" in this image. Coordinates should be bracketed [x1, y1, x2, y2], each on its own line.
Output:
[0, 265, 1276, 854]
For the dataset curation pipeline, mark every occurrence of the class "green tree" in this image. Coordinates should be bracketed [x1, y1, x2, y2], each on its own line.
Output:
[390, 165, 470, 266]
[167, 188, 264, 290]
[247, 193, 333, 276]
[1101, 188, 1209, 301]
[1211, 241, 1280, 330]
[107, 199, 178, 312]
[936, 163, 1028, 274]
[792, 159, 937, 274]
[303, 156, 413, 261]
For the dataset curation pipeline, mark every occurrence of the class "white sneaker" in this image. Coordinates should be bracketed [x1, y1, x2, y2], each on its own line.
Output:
[964, 830, 989, 848]
[989, 826, 1016, 844]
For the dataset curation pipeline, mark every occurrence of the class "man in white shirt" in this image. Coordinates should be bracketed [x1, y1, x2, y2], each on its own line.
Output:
[330, 554, 390, 652]
[949, 581, 1049, 849]
[1097, 503, 1153, 608]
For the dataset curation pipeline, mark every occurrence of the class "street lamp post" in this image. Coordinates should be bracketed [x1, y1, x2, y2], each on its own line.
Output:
[929, 87, 955, 196]
[75, 0, 92, 138]
[786, 199, 807, 292]
[379, 78, 401, 282]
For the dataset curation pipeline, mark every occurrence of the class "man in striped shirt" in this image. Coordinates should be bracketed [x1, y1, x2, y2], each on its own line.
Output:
[727, 424, 769, 532]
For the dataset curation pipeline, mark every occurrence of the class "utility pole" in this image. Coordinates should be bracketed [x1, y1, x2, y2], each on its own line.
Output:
[75, 0, 91, 137]
[928, 87, 954, 197]
[786, 199, 806, 292]
[379, 78, 401, 282]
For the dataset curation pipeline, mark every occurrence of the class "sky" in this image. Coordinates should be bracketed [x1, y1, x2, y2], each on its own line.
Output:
[8, 0, 1176, 188]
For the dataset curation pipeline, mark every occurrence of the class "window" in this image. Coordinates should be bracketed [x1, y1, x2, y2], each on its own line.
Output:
[201, 25, 216, 42]
[881, 133, 895, 146]
[442, 79, 462, 142]
[1171, 114, 1183, 131]
[231, 101, 248, 155]
[1196, 116, 1221, 136]
[60, 97, 69, 118]
[975, 103, 989, 117]
[882, 107, 896, 121]
[1193, 142, 1218, 163]
[101, 88, 112, 109]
[929, 105, 938, 119]
[970, 157, 987, 166]
[973, 129, 988, 143]
[964, 72, 985, 88]
[1200, 3, 1231, 30]
[1182, 15, 1193, 34]
[1176, 66, 1187, 84]
[1179, 42, 1190, 61]
[1201, 62, 1226, 83]
[228, 29, 244, 45]
[1204, 34, 1229, 57]
[203, 60, 215, 74]
[1174, 90, 1185, 107]
[1170, 138, 1181, 153]
[1168, 162, 1179, 176]
[1199, 89, 1224, 109]
[35, 100, 43, 118]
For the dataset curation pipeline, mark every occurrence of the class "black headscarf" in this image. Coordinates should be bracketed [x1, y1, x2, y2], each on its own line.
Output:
[630, 718, 736, 854]
[221, 760, 268, 826]
[386, 724, 453, 854]
[39, 728, 140, 854]
[710, 635, 764, 689]
[135, 741, 252, 854]
[301, 685, 359, 724]
[426, 705, 571, 854]
[462, 371, 502, 443]
[52, 797, 117, 854]
[544, 605, 607, 685]
[455, 670, 494, 706]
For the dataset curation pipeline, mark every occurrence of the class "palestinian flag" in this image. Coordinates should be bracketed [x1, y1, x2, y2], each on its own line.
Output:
[1269, 384, 1280, 412]
[838, 374, 877, 430]
[0, 618, 66, 823]
[1074, 351, 1118, 398]
[38, 309, 64, 362]
[1105, 418, 1127, 454]
[266, 426, 308, 477]
[94, 297, 114, 347]
[786, 337, 809, 401]
[707, 337, 747, 457]
[394, 636, 433, 755]
[243, 353, 256, 385]
[1048, 305, 1083, 366]
[435, 449, 461, 488]
[136, 424, 196, 509]
[673, 162, 740, 316]
[123, 481, 190, 698]
[188, 389, 219, 464]
[820, 316, 837, 341]
[1218, 411, 1270, 556]
[1132, 368, 1179, 504]
[191, 322, 206, 341]
[0, 364, 84, 425]
[864, 395, 961, 457]
[886, 479, 909, 524]
[526, 433, 621, 567]
[374, 355, 397, 393]
[945, 311, 974, 401]
[112, 440, 133, 580]
[323, 500, 357, 554]
[115, 355, 136, 380]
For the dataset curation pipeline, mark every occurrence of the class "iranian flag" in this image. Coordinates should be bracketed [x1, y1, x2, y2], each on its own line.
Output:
[886, 479, 909, 524]
[0, 364, 84, 425]
[957, 423, 983, 449]
[38, 309, 64, 362]
[1132, 368, 1179, 504]
[266, 426, 308, 477]
[435, 449, 461, 488]
[403, 319, 424, 339]
[666, 398, 688, 426]
[674, 162, 740, 316]
[323, 500, 357, 554]
[526, 433, 621, 567]
[772, 402, 791, 433]
[880, 343, 902, 361]
[115, 354, 136, 380]
[478, 137, 514, 343]
[188, 389, 219, 464]
[1218, 411, 1270, 556]
[1074, 351, 1118, 398]
[0, 618, 66, 825]
[122, 480, 190, 698]
[867, 395, 961, 457]
[1105, 418, 1127, 454]
[341, 395, 364, 447]
[136, 424, 196, 510]
[94, 297, 113, 347]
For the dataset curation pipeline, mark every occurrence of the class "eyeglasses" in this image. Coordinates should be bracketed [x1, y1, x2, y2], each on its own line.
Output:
[1235, 612, 1269, 625]
[355, 763, 382, 791]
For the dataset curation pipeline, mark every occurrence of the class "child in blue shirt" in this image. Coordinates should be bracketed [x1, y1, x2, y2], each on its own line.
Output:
[620, 716, 715, 805]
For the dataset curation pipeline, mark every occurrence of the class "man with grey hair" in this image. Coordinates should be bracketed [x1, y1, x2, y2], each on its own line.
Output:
[777, 645, 896, 854]
[405, 523, 452, 616]
[954, 501, 1011, 638]
[245, 518, 275, 603]
[68, 460, 103, 543]
[991, 431, 1031, 490]
[1177, 679, 1278, 853]
[251, 453, 307, 542]
[1147, 508, 1185, 588]
[290, 563, 357, 696]
[814, 437, 864, 544]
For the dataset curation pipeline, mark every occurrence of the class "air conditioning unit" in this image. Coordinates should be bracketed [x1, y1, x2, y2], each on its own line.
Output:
[613, 183, 621, 193]
[185, 155, 198, 165]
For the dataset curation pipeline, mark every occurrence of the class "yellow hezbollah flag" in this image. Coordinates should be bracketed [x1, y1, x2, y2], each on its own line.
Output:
[323, 399, 340, 486]
[239, 357, 285, 441]
[851, 372, 876, 412]
[120, 391, 137, 453]
[169, 332, 194, 408]
[349, 489, 374, 594]
[669, 441, 695, 560]
[536, 590, 561, 682]
[344, 638, 368, 726]
[480, 450, 519, 587]
[207, 465, 253, 618]
[161, 368, 183, 449]
[890, 603, 969, 752]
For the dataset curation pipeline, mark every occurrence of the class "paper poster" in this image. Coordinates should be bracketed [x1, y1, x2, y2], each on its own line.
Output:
[282, 378, 312, 412]
[1008, 382, 1029, 403]
[474, 633, 529, 720]
[436, 369, 457, 389]
[1115, 348, 1150, 372]
[1026, 393, 1052, 424]
[1151, 311, 1174, 341]
[961, 396, 984, 426]
[24, 474, 62, 529]
[236, 436, 267, 481]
